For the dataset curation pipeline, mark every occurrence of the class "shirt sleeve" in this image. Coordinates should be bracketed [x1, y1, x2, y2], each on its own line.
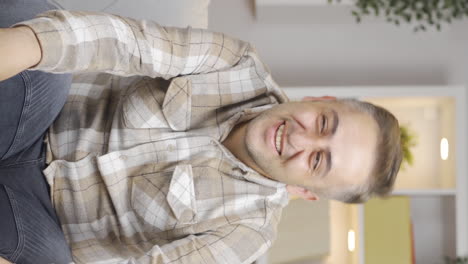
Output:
[120, 224, 272, 264]
[13, 10, 251, 79]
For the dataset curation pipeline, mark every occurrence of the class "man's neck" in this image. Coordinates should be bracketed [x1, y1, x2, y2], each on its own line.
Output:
[222, 121, 248, 162]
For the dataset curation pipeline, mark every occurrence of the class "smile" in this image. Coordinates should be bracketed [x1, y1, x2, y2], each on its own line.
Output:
[275, 124, 284, 155]
[270, 122, 285, 155]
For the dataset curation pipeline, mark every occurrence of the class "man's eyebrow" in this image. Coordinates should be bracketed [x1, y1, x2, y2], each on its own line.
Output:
[331, 109, 339, 135]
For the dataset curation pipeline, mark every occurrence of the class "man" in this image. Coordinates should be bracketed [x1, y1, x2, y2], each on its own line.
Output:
[0, 1, 402, 263]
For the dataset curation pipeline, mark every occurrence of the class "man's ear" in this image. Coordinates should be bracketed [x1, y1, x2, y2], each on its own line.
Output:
[286, 185, 319, 201]
[302, 96, 336, 102]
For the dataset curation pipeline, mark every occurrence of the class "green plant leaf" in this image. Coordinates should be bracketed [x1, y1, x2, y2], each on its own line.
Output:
[399, 125, 418, 170]
[403, 13, 412, 22]
[371, 3, 379, 16]
[443, 0, 451, 9]
[445, 256, 452, 264]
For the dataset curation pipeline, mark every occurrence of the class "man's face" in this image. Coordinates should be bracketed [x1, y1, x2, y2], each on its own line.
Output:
[243, 99, 379, 199]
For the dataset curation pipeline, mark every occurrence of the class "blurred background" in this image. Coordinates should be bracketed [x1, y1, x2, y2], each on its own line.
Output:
[208, 0, 468, 87]
[49, 0, 468, 263]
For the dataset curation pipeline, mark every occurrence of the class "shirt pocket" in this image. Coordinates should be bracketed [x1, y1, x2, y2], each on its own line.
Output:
[121, 77, 170, 129]
[121, 77, 191, 131]
[131, 164, 197, 231]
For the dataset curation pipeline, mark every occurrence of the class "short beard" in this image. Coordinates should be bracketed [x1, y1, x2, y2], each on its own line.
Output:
[244, 121, 276, 180]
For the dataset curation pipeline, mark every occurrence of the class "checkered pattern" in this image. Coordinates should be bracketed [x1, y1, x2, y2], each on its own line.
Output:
[15, 10, 290, 264]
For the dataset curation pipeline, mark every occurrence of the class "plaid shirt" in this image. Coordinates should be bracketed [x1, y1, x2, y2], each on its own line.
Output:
[16, 10, 290, 264]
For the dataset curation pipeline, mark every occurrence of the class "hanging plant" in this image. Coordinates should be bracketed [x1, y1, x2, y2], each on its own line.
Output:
[327, 0, 468, 32]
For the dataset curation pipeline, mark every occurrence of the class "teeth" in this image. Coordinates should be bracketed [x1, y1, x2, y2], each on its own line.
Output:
[275, 124, 284, 154]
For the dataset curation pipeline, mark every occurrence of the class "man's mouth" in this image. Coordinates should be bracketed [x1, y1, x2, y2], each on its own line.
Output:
[275, 122, 285, 155]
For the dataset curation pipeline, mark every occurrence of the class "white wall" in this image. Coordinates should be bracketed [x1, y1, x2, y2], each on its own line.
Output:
[209, 0, 468, 88]
[411, 196, 457, 263]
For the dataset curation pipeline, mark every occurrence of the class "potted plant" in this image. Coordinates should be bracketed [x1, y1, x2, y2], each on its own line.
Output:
[328, 0, 468, 32]
[399, 124, 417, 170]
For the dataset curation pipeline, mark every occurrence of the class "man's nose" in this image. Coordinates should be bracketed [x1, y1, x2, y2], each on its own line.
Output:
[289, 130, 326, 151]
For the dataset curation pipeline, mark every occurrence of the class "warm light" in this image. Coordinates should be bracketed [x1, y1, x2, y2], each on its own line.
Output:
[440, 138, 449, 160]
[348, 230, 356, 252]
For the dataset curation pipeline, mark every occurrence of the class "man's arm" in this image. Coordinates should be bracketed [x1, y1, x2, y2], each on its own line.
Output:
[12, 10, 251, 79]
[0, 26, 41, 81]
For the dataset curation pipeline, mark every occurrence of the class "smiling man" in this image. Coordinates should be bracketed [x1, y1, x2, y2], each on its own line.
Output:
[224, 97, 401, 204]
[0, 2, 402, 264]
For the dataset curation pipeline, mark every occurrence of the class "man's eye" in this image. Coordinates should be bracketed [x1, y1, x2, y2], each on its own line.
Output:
[313, 152, 321, 170]
[320, 115, 327, 134]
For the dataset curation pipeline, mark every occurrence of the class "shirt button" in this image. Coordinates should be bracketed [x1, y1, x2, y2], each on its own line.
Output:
[167, 145, 175, 152]
[120, 155, 128, 160]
